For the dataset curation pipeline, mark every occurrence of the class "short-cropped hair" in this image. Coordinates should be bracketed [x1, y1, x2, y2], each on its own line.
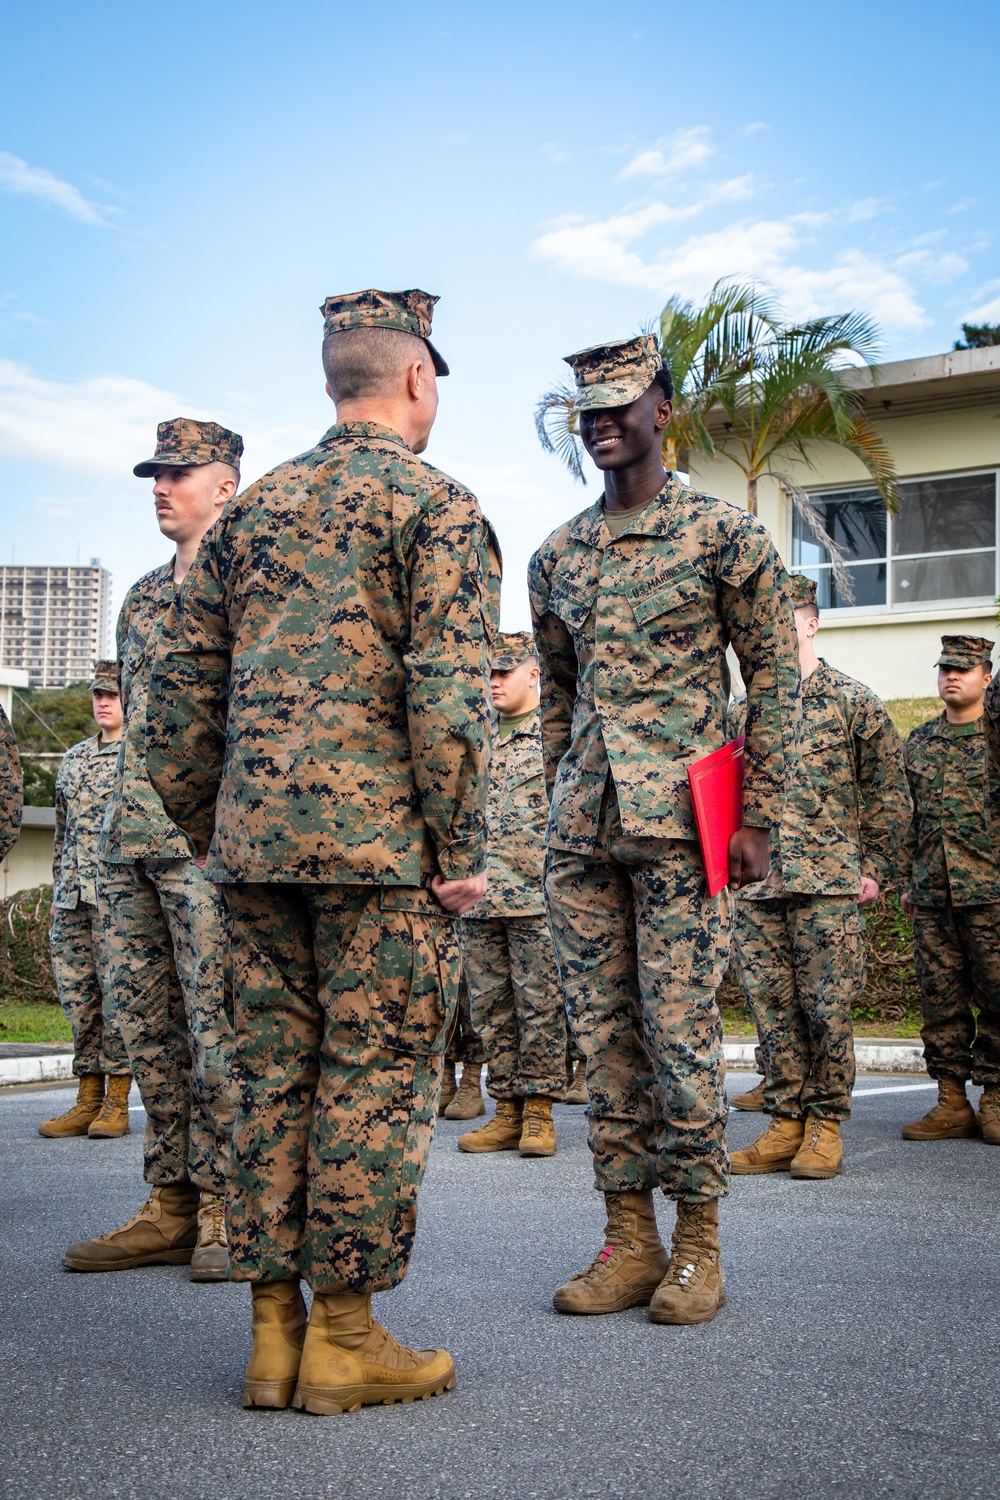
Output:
[322, 326, 430, 402]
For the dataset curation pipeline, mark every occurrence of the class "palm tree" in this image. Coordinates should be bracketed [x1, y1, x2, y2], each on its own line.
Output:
[535, 280, 900, 602]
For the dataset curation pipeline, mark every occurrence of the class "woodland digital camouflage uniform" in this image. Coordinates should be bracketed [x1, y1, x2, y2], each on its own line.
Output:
[460, 667, 568, 1101]
[0, 704, 21, 863]
[903, 688, 1000, 1088]
[145, 415, 501, 1292]
[447, 973, 485, 1068]
[51, 732, 129, 1076]
[98, 561, 236, 1196]
[730, 657, 911, 1121]
[529, 471, 800, 1202]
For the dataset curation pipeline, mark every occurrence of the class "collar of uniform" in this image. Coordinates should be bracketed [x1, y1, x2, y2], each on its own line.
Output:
[320, 421, 413, 452]
[934, 712, 984, 739]
[503, 706, 539, 739]
[96, 734, 120, 755]
[568, 475, 683, 549]
[802, 659, 833, 697]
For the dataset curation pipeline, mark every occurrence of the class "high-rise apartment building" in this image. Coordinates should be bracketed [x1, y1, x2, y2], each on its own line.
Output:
[0, 560, 111, 689]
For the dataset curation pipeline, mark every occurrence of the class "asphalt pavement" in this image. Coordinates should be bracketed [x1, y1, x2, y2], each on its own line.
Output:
[2, 1076, 998, 1500]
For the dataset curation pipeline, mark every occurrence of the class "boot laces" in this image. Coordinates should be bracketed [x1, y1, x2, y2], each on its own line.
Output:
[979, 1090, 1000, 1122]
[200, 1196, 227, 1246]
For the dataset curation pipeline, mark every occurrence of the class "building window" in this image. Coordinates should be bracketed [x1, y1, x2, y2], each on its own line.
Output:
[793, 470, 998, 611]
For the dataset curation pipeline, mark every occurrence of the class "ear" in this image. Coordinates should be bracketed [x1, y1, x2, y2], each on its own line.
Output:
[653, 396, 673, 432]
[325, 381, 335, 404]
[406, 357, 428, 401]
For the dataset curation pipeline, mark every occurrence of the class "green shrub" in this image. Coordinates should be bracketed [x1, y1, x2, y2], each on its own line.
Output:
[0, 885, 57, 1005]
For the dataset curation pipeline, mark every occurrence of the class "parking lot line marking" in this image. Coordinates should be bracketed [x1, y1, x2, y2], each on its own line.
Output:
[851, 1082, 938, 1098]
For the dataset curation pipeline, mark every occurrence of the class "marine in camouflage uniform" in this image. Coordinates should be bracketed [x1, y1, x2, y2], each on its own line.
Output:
[145, 289, 501, 1412]
[729, 575, 911, 1179]
[63, 419, 241, 1283]
[40, 661, 134, 1139]
[529, 334, 800, 1325]
[457, 631, 569, 1157]
[0, 703, 21, 864]
[900, 635, 1000, 1145]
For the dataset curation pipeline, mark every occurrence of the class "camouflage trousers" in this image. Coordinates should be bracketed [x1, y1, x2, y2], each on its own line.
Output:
[98, 858, 235, 1195]
[458, 914, 568, 1099]
[49, 902, 129, 1077]
[912, 903, 1000, 1086]
[733, 896, 863, 1121]
[446, 973, 486, 1067]
[222, 882, 459, 1293]
[545, 790, 729, 1203]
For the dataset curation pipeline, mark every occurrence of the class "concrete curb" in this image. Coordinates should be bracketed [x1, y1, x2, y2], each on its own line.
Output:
[724, 1038, 927, 1075]
[1, 1039, 929, 1087]
[0, 1053, 75, 1087]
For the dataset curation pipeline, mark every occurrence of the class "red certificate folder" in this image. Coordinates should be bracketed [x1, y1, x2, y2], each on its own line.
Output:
[687, 735, 745, 897]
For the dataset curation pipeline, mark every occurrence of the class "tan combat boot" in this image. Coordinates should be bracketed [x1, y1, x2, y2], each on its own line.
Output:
[38, 1075, 104, 1138]
[444, 1062, 486, 1120]
[563, 1059, 588, 1106]
[88, 1074, 132, 1139]
[901, 1078, 978, 1140]
[243, 1279, 308, 1409]
[552, 1190, 669, 1314]
[458, 1098, 523, 1153]
[729, 1116, 804, 1174]
[730, 1081, 767, 1112]
[62, 1183, 199, 1271]
[649, 1199, 725, 1325]
[439, 1059, 458, 1112]
[189, 1191, 229, 1281]
[790, 1116, 843, 1179]
[977, 1084, 1000, 1145]
[520, 1096, 557, 1157]
[291, 1292, 455, 1415]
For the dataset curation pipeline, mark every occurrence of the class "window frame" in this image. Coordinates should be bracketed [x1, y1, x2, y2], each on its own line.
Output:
[792, 466, 1000, 616]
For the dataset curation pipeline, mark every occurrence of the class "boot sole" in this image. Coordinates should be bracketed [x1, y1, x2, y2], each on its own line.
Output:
[243, 1378, 297, 1410]
[789, 1163, 843, 1179]
[444, 1105, 486, 1120]
[291, 1370, 456, 1415]
[62, 1248, 194, 1272]
[730, 1101, 765, 1112]
[457, 1140, 521, 1153]
[189, 1264, 230, 1282]
[901, 1125, 979, 1140]
[649, 1288, 727, 1326]
[519, 1144, 556, 1157]
[729, 1158, 795, 1175]
[38, 1123, 97, 1138]
[87, 1126, 131, 1138]
[553, 1283, 663, 1315]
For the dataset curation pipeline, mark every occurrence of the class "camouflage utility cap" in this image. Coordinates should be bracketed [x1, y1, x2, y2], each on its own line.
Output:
[789, 574, 819, 611]
[133, 419, 244, 478]
[320, 288, 449, 376]
[89, 659, 120, 694]
[564, 333, 664, 412]
[936, 634, 994, 669]
[492, 631, 537, 672]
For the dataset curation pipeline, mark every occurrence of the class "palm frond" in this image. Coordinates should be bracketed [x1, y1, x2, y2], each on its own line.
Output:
[534, 383, 586, 485]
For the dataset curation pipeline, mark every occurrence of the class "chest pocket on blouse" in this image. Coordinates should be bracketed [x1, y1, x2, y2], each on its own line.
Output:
[549, 580, 594, 639]
[628, 559, 706, 656]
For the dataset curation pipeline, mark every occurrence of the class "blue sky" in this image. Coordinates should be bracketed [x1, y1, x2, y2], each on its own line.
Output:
[1, 0, 998, 635]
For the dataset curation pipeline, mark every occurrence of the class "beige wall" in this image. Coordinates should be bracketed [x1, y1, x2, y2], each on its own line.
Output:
[1, 812, 55, 900]
[689, 402, 999, 701]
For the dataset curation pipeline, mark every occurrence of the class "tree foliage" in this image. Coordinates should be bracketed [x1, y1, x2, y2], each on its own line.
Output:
[953, 322, 1000, 350]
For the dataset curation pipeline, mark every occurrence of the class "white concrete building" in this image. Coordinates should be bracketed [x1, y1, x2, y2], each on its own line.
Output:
[0, 560, 111, 688]
[690, 346, 1000, 700]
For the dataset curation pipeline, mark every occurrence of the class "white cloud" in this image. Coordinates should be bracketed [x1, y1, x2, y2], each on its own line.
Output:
[0, 151, 108, 225]
[964, 291, 1000, 322]
[743, 122, 770, 136]
[0, 360, 316, 488]
[531, 195, 957, 331]
[620, 127, 712, 180]
[847, 197, 892, 222]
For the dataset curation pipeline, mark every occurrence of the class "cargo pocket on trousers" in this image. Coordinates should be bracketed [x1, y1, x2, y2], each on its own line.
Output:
[371, 890, 459, 1057]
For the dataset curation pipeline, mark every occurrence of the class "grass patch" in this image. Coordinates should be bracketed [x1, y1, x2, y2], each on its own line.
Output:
[0, 1002, 71, 1045]
[884, 696, 939, 741]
